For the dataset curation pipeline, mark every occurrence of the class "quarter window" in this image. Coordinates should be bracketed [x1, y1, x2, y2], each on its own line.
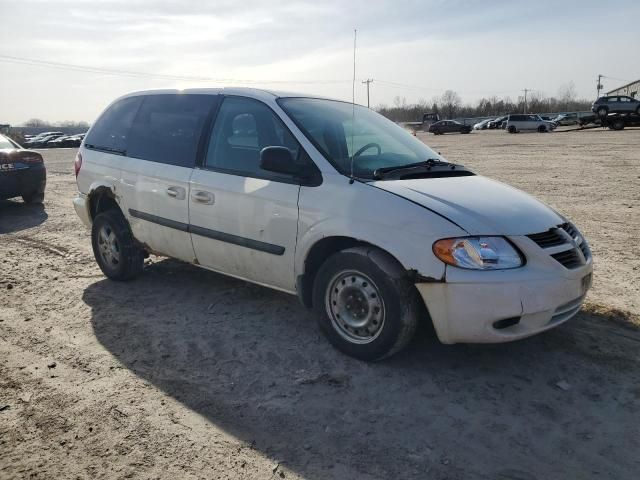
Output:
[85, 96, 143, 153]
[205, 96, 301, 177]
[126, 94, 218, 168]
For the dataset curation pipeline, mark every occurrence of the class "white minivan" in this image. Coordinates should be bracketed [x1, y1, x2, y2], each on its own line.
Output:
[505, 114, 557, 133]
[74, 88, 592, 360]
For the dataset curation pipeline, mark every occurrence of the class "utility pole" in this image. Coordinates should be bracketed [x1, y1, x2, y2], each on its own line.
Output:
[522, 88, 530, 113]
[362, 78, 373, 108]
[597, 74, 603, 98]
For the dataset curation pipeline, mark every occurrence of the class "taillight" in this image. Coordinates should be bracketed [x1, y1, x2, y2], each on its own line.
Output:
[74, 151, 83, 177]
[20, 153, 43, 164]
[3, 151, 43, 164]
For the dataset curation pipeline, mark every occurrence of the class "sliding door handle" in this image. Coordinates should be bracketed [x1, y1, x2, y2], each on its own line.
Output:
[191, 190, 215, 205]
[166, 186, 186, 200]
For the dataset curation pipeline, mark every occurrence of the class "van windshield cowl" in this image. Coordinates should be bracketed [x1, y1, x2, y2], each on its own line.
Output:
[372, 159, 474, 180]
[278, 97, 472, 181]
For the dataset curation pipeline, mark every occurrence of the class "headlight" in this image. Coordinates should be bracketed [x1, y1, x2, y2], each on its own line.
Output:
[433, 237, 523, 270]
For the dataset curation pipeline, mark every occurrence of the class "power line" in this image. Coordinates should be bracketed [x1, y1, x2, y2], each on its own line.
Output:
[0, 54, 349, 85]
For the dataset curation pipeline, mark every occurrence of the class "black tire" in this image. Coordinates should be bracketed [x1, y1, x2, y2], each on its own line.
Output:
[432, 129, 440, 135]
[22, 191, 44, 204]
[610, 119, 625, 131]
[508, 125, 517, 134]
[537, 125, 547, 133]
[91, 209, 144, 281]
[597, 107, 608, 117]
[312, 247, 420, 361]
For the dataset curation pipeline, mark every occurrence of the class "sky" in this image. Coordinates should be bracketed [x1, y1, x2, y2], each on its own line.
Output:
[1, 0, 639, 125]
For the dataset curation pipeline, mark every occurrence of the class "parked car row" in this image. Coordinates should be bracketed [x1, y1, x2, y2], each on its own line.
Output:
[23, 132, 86, 148]
[472, 114, 557, 133]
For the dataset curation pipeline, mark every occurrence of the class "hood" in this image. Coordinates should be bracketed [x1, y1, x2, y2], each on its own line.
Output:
[372, 175, 563, 235]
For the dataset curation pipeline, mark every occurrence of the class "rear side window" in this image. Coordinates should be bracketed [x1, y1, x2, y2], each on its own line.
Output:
[85, 96, 143, 153]
[126, 94, 218, 168]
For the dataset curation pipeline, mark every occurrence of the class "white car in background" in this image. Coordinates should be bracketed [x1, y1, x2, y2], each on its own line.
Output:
[473, 118, 492, 130]
[505, 114, 557, 133]
[73, 88, 592, 360]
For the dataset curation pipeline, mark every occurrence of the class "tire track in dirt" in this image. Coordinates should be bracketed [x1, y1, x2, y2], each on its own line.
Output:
[2, 234, 93, 265]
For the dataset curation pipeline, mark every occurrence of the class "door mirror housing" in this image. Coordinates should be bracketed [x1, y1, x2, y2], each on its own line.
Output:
[260, 146, 304, 177]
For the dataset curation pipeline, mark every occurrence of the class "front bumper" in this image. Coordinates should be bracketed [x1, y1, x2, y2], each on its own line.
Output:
[416, 237, 593, 344]
[73, 193, 92, 227]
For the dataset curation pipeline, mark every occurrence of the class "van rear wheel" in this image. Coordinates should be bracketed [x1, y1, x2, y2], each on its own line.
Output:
[312, 247, 420, 361]
[91, 209, 144, 281]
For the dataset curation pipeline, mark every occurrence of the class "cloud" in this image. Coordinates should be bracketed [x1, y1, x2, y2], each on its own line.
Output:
[0, 0, 639, 123]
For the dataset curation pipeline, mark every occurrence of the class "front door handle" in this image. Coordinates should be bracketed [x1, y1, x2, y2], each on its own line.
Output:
[166, 186, 186, 200]
[191, 190, 215, 205]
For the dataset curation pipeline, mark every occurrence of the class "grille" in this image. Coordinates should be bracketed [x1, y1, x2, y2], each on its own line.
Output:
[551, 249, 583, 269]
[528, 223, 590, 268]
[527, 229, 566, 248]
[561, 222, 591, 260]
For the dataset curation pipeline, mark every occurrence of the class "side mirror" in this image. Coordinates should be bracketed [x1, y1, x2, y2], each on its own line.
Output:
[260, 146, 304, 177]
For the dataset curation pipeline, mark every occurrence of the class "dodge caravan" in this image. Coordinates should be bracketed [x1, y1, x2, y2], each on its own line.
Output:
[74, 88, 593, 360]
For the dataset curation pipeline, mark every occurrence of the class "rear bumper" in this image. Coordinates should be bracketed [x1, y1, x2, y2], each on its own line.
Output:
[73, 193, 92, 227]
[0, 165, 46, 200]
[416, 261, 593, 344]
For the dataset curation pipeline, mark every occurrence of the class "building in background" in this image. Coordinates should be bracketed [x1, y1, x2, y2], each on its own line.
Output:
[607, 79, 640, 98]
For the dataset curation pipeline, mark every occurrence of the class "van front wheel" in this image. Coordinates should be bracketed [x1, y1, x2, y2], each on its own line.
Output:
[312, 247, 419, 361]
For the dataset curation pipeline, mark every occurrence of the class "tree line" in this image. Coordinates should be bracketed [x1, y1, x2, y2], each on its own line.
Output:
[376, 82, 593, 121]
[23, 118, 90, 129]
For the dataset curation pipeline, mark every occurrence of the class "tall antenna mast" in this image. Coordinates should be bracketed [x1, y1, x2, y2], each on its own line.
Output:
[349, 29, 357, 183]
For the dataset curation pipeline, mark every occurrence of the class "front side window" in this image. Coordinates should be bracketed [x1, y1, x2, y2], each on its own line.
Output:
[85, 96, 143, 153]
[608, 97, 619, 103]
[279, 97, 441, 178]
[126, 94, 218, 167]
[205, 96, 302, 177]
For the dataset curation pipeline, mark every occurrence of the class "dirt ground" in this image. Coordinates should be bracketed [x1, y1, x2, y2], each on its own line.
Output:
[1, 128, 639, 480]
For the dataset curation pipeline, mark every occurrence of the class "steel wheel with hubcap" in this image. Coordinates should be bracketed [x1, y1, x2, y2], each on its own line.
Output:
[97, 224, 121, 268]
[326, 270, 385, 344]
[91, 208, 144, 281]
[313, 246, 420, 361]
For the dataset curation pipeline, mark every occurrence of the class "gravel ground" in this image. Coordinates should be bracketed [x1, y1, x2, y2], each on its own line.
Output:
[1, 128, 639, 480]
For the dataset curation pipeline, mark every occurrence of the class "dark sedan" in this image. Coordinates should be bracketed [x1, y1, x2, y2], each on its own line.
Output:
[0, 134, 46, 204]
[428, 120, 472, 135]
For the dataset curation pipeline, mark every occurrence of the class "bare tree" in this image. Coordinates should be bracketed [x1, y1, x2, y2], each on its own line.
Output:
[558, 81, 577, 111]
[440, 90, 461, 119]
[24, 118, 50, 127]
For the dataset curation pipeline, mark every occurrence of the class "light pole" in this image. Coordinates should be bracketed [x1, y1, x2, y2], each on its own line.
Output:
[522, 88, 530, 113]
[362, 78, 373, 108]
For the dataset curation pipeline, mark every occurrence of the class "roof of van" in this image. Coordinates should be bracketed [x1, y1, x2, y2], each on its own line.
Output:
[119, 87, 334, 101]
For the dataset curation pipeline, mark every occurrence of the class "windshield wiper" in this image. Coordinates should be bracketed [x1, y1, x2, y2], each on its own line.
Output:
[373, 159, 458, 180]
[85, 143, 126, 155]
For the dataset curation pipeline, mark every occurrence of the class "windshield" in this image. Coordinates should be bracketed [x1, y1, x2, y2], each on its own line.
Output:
[0, 134, 16, 149]
[278, 97, 444, 178]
